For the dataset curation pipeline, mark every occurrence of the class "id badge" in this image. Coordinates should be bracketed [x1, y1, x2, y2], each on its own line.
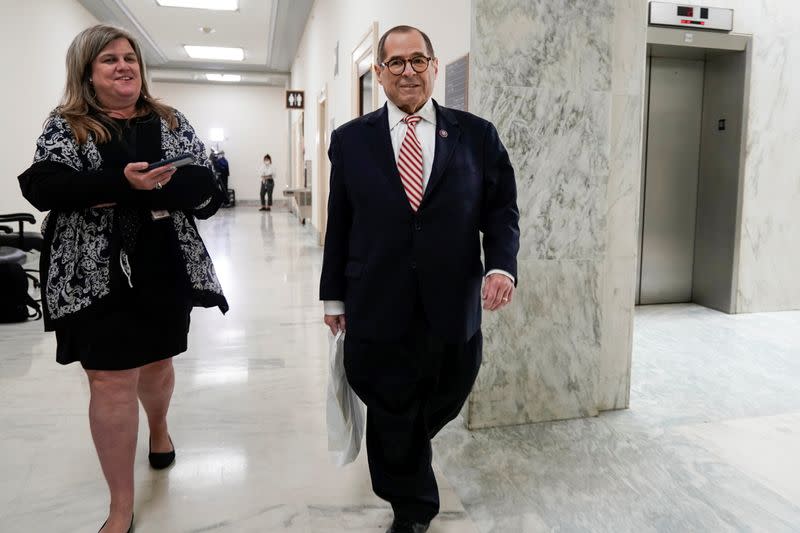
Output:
[151, 209, 170, 221]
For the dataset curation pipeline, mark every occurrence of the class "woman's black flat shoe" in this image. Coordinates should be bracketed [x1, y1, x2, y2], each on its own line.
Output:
[148, 435, 175, 470]
[98, 513, 133, 533]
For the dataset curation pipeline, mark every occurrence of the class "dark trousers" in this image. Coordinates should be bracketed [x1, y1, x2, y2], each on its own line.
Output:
[260, 178, 274, 207]
[343, 313, 482, 523]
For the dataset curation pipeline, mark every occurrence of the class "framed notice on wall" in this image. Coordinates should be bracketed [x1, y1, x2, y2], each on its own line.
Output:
[445, 54, 469, 112]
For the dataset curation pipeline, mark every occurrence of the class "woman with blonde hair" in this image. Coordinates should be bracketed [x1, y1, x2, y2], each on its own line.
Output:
[18, 24, 228, 533]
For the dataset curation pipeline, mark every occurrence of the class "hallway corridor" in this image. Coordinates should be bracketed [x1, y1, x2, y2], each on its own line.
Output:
[0, 208, 476, 532]
[2, 208, 800, 532]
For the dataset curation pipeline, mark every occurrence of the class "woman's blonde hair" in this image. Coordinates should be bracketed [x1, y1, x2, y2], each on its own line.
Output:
[57, 24, 177, 144]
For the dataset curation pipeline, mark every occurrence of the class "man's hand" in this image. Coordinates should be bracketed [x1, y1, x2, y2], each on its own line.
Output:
[482, 273, 514, 311]
[324, 314, 346, 335]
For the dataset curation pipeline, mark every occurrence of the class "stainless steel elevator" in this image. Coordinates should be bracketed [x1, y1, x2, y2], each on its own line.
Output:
[637, 27, 751, 313]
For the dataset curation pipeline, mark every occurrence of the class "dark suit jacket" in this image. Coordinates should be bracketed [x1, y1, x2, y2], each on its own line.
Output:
[319, 100, 520, 343]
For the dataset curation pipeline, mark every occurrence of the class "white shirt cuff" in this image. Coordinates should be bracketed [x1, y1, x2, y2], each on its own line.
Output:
[485, 269, 515, 284]
[325, 272, 513, 314]
[324, 300, 345, 315]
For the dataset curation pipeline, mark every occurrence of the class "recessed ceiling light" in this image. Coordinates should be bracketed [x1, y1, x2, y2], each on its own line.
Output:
[206, 73, 241, 82]
[156, 0, 238, 10]
[184, 45, 244, 61]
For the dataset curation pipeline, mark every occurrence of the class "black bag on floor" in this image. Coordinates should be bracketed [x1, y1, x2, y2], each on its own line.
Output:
[0, 263, 41, 323]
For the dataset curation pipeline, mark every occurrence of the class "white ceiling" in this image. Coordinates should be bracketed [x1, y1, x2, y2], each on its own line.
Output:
[77, 0, 314, 86]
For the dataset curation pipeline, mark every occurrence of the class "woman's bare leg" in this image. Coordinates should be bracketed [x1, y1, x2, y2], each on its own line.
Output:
[138, 358, 175, 453]
[86, 368, 139, 533]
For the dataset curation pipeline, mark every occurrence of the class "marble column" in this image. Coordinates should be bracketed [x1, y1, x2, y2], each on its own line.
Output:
[467, 0, 647, 428]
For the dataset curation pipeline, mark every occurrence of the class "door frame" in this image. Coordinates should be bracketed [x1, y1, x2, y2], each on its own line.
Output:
[351, 22, 379, 118]
[316, 85, 328, 245]
[291, 111, 304, 189]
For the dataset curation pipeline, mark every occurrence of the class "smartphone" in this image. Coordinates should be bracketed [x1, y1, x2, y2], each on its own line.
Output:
[145, 153, 194, 172]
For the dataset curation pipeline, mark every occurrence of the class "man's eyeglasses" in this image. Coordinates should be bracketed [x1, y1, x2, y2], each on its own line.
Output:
[380, 56, 433, 75]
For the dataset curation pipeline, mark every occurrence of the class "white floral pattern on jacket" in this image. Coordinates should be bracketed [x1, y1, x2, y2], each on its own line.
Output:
[33, 110, 226, 323]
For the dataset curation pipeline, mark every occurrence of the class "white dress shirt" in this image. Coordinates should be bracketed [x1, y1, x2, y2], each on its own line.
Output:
[258, 162, 274, 180]
[323, 99, 514, 316]
[387, 99, 437, 190]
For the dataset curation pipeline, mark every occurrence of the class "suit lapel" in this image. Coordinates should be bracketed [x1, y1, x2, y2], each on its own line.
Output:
[424, 100, 461, 203]
[366, 104, 410, 207]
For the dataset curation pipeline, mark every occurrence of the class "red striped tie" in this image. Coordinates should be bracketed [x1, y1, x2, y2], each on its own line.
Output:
[398, 115, 424, 211]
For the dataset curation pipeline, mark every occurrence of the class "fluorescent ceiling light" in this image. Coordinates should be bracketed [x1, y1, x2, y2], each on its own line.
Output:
[209, 128, 225, 142]
[206, 74, 241, 82]
[157, 0, 238, 10]
[184, 45, 244, 61]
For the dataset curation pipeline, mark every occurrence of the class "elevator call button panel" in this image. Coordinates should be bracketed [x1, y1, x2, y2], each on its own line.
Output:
[649, 2, 734, 31]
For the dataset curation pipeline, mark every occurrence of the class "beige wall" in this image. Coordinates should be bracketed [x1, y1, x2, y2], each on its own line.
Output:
[289, 0, 471, 230]
[0, 0, 288, 217]
[0, 0, 98, 223]
[151, 82, 289, 201]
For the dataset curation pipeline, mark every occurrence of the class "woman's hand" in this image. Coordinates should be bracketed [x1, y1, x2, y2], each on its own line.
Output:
[124, 162, 177, 191]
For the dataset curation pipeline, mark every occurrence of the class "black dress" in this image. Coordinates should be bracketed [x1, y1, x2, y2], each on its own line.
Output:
[48, 114, 193, 370]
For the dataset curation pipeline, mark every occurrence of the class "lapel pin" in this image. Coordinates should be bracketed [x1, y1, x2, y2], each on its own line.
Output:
[438, 129, 448, 138]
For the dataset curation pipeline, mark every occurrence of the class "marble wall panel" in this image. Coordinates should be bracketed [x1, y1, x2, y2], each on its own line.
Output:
[597, 92, 644, 411]
[469, 0, 645, 426]
[612, 0, 648, 96]
[606, 94, 643, 260]
[473, 85, 610, 261]
[734, 2, 800, 312]
[468, 259, 601, 428]
[472, 0, 612, 91]
[597, 255, 637, 410]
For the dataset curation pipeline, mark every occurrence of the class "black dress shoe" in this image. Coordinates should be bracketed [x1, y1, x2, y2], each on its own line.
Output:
[148, 435, 175, 470]
[386, 517, 430, 533]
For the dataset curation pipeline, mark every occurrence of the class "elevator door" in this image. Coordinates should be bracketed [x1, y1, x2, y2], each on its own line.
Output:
[638, 57, 705, 304]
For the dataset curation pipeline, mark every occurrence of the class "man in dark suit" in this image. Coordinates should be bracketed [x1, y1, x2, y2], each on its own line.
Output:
[320, 25, 520, 533]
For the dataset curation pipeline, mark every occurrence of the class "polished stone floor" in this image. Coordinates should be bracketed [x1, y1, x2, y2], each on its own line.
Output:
[0, 209, 475, 533]
[435, 305, 800, 532]
[1, 208, 799, 532]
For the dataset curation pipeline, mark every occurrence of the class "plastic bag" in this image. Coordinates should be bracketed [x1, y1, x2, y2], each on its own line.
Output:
[326, 331, 365, 466]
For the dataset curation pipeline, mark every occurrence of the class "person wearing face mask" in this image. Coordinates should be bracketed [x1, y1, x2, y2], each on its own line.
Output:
[320, 25, 520, 533]
[17, 24, 228, 533]
[258, 153, 275, 211]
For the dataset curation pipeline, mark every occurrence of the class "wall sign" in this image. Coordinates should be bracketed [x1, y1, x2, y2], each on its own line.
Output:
[286, 90, 305, 109]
